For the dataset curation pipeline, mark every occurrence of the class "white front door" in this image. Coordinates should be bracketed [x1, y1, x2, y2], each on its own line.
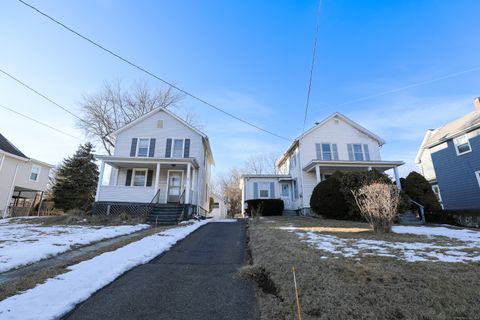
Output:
[167, 171, 183, 202]
[281, 183, 291, 209]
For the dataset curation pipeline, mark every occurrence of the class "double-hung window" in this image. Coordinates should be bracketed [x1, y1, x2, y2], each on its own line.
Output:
[172, 139, 184, 158]
[316, 143, 338, 160]
[347, 143, 370, 161]
[322, 144, 332, 160]
[132, 169, 147, 187]
[30, 165, 40, 182]
[137, 138, 150, 157]
[353, 144, 364, 161]
[432, 184, 442, 202]
[259, 182, 270, 198]
[453, 135, 471, 155]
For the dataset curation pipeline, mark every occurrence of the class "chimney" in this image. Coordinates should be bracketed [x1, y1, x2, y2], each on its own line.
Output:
[475, 97, 480, 112]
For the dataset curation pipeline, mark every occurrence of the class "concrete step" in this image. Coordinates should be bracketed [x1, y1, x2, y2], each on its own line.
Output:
[282, 210, 297, 217]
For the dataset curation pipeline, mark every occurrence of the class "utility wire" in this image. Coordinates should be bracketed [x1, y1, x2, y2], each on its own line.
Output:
[302, 0, 323, 133]
[0, 68, 84, 123]
[0, 103, 83, 141]
[17, 0, 292, 141]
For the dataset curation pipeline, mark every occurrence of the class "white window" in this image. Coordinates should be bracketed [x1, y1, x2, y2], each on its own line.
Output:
[290, 154, 297, 168]
[281, 184, 290, 197]
[353, 144, 364, 161]
[453, 135, 472, 155]
[136, 138, 150, 157]
[172, 139, 184, 158]
[476, 171, 480, 188]
[432, 184, 442, 202]
[30, 165, 40, 182]
[213, 202, 220, 209]
[132, 169, 147, 187]
[259, 182, 270, 198]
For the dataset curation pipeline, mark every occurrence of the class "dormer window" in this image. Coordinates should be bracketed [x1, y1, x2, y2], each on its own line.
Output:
[453, 135, 471, 155]
[137, 138, 150, 157]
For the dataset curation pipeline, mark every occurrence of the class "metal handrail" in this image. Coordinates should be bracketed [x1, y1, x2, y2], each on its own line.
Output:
[176, 189, 187, 222]
[149, 189, 161, 206]
[409, 199, 425, 224]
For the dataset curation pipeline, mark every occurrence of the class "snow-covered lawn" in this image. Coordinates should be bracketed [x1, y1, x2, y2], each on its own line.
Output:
[0, 219, 235, 320]
[281, 225, 480, 263]
[0, 219, 149, 273]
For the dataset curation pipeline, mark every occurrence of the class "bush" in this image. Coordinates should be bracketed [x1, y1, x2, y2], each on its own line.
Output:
[425, 209, 480, 228]
[401, 171, 441, 213]
[310, 175, 349, 219]
[245, 199, 284, 216]
[353, 182, 400, 233]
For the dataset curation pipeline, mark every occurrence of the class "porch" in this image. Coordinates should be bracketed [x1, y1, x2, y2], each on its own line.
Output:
[303, 160, 405, 188]
[6, 187, 45, 217]
[95, 156, 200, 205]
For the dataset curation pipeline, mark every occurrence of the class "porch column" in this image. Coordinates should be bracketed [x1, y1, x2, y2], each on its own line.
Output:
[185, 163, 191, 204]
[393, 167, 401, 190]
[315, 165, 321, 184]
[192, 168, 197, 204]
[37, 191, 44, 216]
[95, 160, 105, 201]
[154, 162, 161, 201]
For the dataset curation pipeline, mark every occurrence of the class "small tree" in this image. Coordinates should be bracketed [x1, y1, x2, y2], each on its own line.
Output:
[401, 171, 441, 212]
[52, 143, 99, 212]
[352, 181, 400, 233]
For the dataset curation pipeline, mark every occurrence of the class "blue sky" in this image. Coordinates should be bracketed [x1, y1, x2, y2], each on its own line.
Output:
[1, 0, 479, 177]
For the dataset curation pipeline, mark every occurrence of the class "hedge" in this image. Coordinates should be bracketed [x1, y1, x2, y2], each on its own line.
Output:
[425, 209, 480, 228]
[309, 175, 350, 220]
[245, 199, 284, 216]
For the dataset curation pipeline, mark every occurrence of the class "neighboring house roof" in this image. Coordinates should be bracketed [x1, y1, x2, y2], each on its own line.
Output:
[110, 107, 215, 165]
[0, 133, 28, 159]
[278, 112, 385, 166]
[415, 110, 480, 164]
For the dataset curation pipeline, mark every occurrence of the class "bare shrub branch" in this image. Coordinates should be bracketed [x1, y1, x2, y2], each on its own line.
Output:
[352, 181, 400, 233]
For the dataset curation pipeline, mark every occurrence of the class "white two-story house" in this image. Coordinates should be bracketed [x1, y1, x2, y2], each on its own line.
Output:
[0, 133, 53, 218]
[94, 107, 214, 218]
[240, 112, 404, 215]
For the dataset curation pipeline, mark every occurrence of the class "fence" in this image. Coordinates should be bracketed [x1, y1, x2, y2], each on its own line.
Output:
[92, 202, 151, 217]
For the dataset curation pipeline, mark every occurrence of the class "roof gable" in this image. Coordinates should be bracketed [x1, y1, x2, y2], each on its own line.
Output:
[0, 133, 28, 159]
[424, 111, 480, 148]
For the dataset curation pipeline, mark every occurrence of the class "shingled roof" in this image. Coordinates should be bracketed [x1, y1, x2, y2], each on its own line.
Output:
[424, 111, 480, 148]
[0, 133, 28, 159]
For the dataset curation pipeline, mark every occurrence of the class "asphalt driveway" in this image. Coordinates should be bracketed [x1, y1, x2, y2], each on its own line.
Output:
[64, 220, 258, 320]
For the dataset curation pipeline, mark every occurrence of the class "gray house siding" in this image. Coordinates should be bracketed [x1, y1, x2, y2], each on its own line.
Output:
[431, 134, 480, 209]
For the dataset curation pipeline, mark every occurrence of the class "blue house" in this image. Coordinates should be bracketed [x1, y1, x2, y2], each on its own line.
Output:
[416, 98, 480, 210]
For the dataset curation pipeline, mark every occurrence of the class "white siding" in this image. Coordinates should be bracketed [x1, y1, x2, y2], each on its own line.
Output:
[97, 186, 155, 203]
[420, 149, 437, 182]
[0, 156, 18, 214]
[14, 161, 50, 191]
[244, 178, 282, 200]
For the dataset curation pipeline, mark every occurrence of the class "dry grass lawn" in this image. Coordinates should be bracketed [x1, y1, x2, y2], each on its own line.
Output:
[243, 216, 480, 320]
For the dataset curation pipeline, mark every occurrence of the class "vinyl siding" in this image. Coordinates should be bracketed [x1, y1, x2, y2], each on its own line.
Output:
[430, 133, 480, 209]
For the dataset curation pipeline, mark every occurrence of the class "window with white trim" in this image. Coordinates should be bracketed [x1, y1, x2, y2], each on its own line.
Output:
[136, 138, 150, 157]
[290, 154, 297, 168]
[321, 144, 332, 160]
[353, 144, 364, 161]
[432, 184, 442, 202]
[30, 165, 40, 181]
[172, 139, 184, 158]
[453, 135, 471, 155]
[132, 169, 147, 187]
[475, 171, 480, 188]
[259, 182, 270, 198]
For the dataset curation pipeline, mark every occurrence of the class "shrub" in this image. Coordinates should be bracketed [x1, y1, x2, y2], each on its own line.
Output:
[245, 199, 284, 216]
[401, 171, 441, 213]
[352, 181, 400, 233]
[425, 209, 480, 228]
[310, 175, 349, 219]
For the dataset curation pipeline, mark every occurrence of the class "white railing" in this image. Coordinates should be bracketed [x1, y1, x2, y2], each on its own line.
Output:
[97, 185, 155, 203]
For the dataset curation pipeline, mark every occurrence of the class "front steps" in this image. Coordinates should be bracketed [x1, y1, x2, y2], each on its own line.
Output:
[398, 211, 424, 225]
[282, 210, 298, 217]
[147, 204, 184, 226]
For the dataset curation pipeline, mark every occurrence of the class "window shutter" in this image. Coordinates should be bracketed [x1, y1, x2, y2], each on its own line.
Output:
[363, 144, 370, 161]
[315, 143, 322, 160]
[184, 139, 190, 158]
[149, 139, 156, 157]
[347, 144, 354, 160]
[130, 138, 138, 157]
[165, 138, 172, 158]
[270, 182, 275, 199]
[253, 182, 259, 198]
[125, 169, 133, 186]
[146, 170, 153, 186]
[332, 144, 339, 160]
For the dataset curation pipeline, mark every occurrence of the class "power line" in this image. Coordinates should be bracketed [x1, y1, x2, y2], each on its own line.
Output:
[0, 103, 83, 141]
[0, 68, 84, 122]
[17, 0, 292, 142]
[336, 66, 480, 107]
[302, 0, 323, 133]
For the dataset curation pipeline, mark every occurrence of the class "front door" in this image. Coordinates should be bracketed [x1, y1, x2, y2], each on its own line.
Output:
[281, 183, 291, 209]
[167, 171, 183, 202]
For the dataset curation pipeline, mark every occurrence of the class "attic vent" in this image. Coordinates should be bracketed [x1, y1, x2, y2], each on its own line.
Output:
[334, 119, 339, 124]
[157, 120, 164, 128]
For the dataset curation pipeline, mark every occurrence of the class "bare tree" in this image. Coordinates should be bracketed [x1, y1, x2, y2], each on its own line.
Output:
[352, 181, 400, 233]
[77, 80, 191, 155]
[243, 153, 279, 174]
[217, 168, 242, 217]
